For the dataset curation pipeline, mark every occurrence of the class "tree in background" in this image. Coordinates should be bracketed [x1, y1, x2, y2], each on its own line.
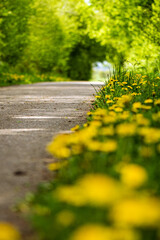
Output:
[0, 1, 9, 68]
[1, 0, 31, 66]
[1, 0, 160, 81]
[24, 0, 106, 79]
[23, 0, 67, 73]
[0, 2, 4, 61]
[80, 0, 160, 71]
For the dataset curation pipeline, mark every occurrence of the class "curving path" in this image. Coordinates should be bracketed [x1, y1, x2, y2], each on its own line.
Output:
[0, 81, 103, 237]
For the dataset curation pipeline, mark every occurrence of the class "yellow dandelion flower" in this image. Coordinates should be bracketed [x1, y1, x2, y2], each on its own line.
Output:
[117, 95, 132, 107]
[109, 111, 117, 116]
[47, 134, 70, 158]
[0, 222, 21, 240]
[71, 125, 80, 131]
[55, 185, 86, 206]
[115, 107, 123, 113]
[100, 126, 115, 136]
[106, 100, 114, 104]
[56, 174, 121, 206]
[105, 95, 111, 99]
[86, 140, 102, 151]
[70, 225, 109, 240]
[77, 125, 98, 142]
[103, 115, 116, 124]
[142, 80, 147, 85]
[155, 99, 160, 105]
[141, 105, 151, 110]
[86, 139, 117, 153]
[93, 115, 102, 121]
[116, 123, 137, 137]
[113, 97, 120, 101]
[99, 140, 117, 153]
[71, 225, 139, 240]
[83, 123, 88, 128]
[113, 79, 118, 82]
[119, 164, 148, 188]
[134, 114, 150, 126]
[87, 112, 92, 116]
[109, 104, 118, 110]
[72, 145, 83, 155]
[89, 120, 102, 128]
[132, 102, 142, 110]
[132, 103, 141, 112]
[119, 111, 130, 120]
[144, 99, 153, 104]
[93, 108, 107, 116]
[111, 197, 160, 227]
[58, 147, 71, 158]
[139, 127, 160, 144]
[131, 92, 137, 96]
[132, 83, 137, 86]
[48, 161, 68, 171]
[77, 174, 120, 206]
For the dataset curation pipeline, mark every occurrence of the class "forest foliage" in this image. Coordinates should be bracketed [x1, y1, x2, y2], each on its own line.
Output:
[0, 0, 160, 81]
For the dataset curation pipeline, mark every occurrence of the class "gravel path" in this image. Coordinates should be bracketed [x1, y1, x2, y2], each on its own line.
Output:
[0, 81, 103, 237]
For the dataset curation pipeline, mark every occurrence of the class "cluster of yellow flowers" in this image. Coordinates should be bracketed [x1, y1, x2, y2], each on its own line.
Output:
[47, 106, 160, 163]
[71, 224, 139, 240]
[47, 74, 160, 160]
[4, 73, 25, 80]
[43, 74, 160, 240]
[1, 73, 70, 86]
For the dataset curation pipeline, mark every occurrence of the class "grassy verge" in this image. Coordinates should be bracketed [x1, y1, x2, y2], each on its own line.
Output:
[4, 69, 160, 240]
[0, 72, 71, 86]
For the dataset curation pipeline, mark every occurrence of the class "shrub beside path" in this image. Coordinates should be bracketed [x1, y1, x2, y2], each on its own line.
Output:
[0, 81, 103, 237]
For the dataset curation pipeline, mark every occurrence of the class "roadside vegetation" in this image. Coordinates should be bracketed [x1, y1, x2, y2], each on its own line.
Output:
[0, 72, 71, 86]
[14, 69, 159, 240]
[0, 0, 160, 239]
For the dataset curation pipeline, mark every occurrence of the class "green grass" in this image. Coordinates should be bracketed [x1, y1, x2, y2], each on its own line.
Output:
[0, 72, 71, 87]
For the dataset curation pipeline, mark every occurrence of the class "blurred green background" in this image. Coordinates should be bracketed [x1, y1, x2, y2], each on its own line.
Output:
[0, 0, 160, 83]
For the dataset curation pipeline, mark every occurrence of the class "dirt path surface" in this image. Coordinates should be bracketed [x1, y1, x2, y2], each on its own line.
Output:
[0, 81, 103, 237]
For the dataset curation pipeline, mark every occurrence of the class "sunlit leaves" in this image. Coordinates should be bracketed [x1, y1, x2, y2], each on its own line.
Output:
[82, 0, 160, 69]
